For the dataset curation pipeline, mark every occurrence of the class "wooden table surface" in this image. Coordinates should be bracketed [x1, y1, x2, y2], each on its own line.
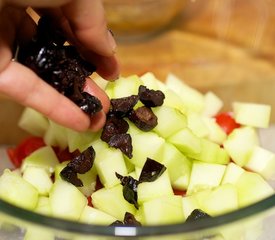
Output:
[116, 0, 275, 119]
[2, 1, 275, 144]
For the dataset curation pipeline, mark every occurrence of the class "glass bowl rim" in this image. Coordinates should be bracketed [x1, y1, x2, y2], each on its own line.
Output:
[1, 193, 275, 237]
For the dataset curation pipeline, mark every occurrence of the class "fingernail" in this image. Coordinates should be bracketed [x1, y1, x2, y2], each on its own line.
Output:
[107, 29, 117, 53]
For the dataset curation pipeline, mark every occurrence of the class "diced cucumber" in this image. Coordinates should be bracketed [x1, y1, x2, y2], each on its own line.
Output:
[202, 91, 223, 117]
[43, 120, 68, 150]
[233, 102, 271, 128]
[221, 162, 245, 185]
[188, 139, 230, 165]
[66, 128, 97, 152]
[49, 179, 87, 221]
[167, 128, 201, 155]
[165, 73, 205, 113]
[162, 142, 192, 190]
[79, 206, 117, 225]
[235, 171, 274, 208]
[198, 184, 239, 216]
[91, 184, 137, 221]
[244, 146, 275, 180]
[223, 126, 259, 167]
[35, 196, 51, 216]
[0, 169, 39, 210]
[182, 195, 200, 220]
[129, 132, 165, 167]
[202, 117, 227, 145]
[112, 75, 142, 98]
[22, 166, 53, 196]
[139, 195, 184, 225]
[187, 161, 226, 195]
[21, 146, 59, 174]
[137, 170, 174, 204]
[94, 147, 127, 188]
[18, 107, 49, 137]
[77, 165, 97, 197]
[152, 106, 187, 138]
[187, 111, 209, 138]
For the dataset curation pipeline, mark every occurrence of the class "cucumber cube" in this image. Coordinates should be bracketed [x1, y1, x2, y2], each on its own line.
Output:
[162, 142, 192, 190]
[66, 128, 97, 152]
[198, 184, 239, 216]
[244, 146, 275, 180]
[152, 106, 187, 138]
[165, 73, 205, 113]
[221, 162, 245, 185]
[202, 91, 223, 117]
[129, 132, 165, 167]
[137, 170, 174, 204]
[112, 75, 142, 98]
[22, 166, 53, 196]
[187, 111, 209, 138]
[49, 180, 87, 221]
[202, 117, 227, 145]
[235, 171, 274, 207]
[140, 195, 184, 225]
[79, 206, 117, 225]
[233, 102, 271, 128]
[188, 138, 229, 164]
[35, 196, 51, 216]
[91, 184, 137, 221]
[223, 126, 259, 167]
[182, 195, 200, 220]
[18, 107, 49, 137]
[95, 147, 128, 188]
[0, 169, 39, 210]
[43, 120, 68, 150]
[21, 146, 59, 174]
[167, 128, 201, 155]
[187, 161, 226, 194]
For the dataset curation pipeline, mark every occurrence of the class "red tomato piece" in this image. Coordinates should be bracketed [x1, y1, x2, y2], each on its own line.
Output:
[173, 189, 186, 196]
[6, 136, 46, 168]
[215, 112, 241, 135]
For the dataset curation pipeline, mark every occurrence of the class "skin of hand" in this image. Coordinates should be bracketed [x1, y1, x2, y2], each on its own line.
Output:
[0, 0, 120, 132]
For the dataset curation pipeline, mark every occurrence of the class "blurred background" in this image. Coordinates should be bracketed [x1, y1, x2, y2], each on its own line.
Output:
[104, 0, 275, 118]
[2, 0, 275, 144]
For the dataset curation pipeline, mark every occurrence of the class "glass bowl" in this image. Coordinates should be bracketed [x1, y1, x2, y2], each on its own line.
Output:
[1, 1, 275, 240]
[102, 0, 187, 42]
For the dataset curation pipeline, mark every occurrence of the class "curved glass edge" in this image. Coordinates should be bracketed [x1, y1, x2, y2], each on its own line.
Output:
[0, 193, 275, 237]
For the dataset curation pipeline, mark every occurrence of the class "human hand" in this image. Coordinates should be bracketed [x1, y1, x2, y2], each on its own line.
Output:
[0, 0, 120, 132]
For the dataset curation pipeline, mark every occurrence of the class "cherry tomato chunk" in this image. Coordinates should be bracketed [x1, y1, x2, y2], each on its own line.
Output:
[6, 136, 46, 168]
[215, 112, 241, 135]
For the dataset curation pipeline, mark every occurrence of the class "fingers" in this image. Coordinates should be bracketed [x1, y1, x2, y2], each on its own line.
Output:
[34, 7, 120, 80]
[0, 61, 110, 132]
[61, 0, 117, 57]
